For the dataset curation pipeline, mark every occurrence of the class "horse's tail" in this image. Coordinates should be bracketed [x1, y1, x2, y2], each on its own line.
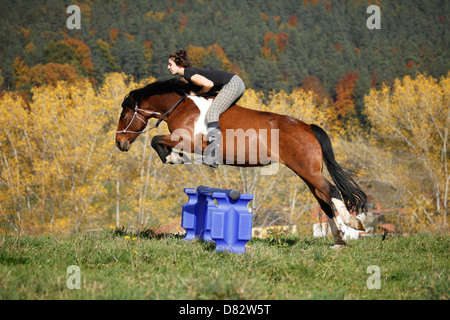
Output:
[310, 124, 367, 214]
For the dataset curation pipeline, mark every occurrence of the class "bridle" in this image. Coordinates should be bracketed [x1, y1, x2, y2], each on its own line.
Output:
[116, 94, 187, 135]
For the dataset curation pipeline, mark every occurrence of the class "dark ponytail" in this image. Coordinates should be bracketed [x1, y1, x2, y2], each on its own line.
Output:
[169, 50, 192, 68]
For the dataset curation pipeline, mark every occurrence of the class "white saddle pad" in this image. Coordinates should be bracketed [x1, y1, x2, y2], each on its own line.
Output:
[188, 95, 213, 136]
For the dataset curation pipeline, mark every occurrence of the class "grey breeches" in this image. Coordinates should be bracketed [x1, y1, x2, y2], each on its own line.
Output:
[205, 75, 245, 124]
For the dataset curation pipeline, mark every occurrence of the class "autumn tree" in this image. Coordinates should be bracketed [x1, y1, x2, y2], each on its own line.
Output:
[361, 73, 449, 231]
[0, 74, 127, 233]
[333, 71, 359, 124]
[261, 32, 289, 61]
[300, 75, 329, 105]
[62, 38, 95, 77]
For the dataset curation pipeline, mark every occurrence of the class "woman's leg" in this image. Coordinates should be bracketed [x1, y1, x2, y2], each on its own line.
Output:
[204, 75, 245, 167]
[205, 75, 245, 124]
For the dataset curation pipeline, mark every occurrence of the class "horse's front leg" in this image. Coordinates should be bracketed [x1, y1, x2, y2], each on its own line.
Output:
[151, 134, 191, 164]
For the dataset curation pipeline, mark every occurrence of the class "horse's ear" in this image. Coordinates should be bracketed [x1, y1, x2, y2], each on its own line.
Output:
[122, 90, 139, 108]
[122, 96, 135, 109]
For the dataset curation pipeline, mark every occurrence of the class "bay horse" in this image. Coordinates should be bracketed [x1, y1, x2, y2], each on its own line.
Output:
[115, 78, 367, 245]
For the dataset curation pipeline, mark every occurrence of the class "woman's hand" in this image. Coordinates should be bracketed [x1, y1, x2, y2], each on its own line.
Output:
[189, 91, 197, 96]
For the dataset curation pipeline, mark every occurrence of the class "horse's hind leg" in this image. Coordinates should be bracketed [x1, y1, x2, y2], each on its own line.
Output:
[289, 160, 346, 244]
[306, 181, 345, 245]
[285, 154, 345, 244]
[319, 199, 346, 246]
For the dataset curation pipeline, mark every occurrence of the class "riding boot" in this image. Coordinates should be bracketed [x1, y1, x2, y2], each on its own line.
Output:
[203, 121, 221, 168]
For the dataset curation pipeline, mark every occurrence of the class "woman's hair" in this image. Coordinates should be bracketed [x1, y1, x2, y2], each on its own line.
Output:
[169, 50, 192, 68]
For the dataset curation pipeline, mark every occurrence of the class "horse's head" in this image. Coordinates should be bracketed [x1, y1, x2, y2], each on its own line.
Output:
[115, 78, 194, 152]
[115, 95, 150, 152]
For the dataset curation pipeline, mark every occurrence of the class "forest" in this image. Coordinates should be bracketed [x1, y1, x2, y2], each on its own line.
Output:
[1, 0, 449, 122]
[0, 0, 448, 234]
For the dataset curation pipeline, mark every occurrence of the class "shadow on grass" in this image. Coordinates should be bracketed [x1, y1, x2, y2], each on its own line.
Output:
[250, 234, 339, 252]
[112, 226, 185, 240]
[112, 226, 338, 251]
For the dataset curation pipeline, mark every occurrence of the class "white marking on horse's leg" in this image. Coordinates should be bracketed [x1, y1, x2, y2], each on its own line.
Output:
[332, 198, 352, 224]
[333, 217, 344, 238]
[165, 152, 184, 164]
[325, 215, 345, 245]
[331, 198, 365, 230]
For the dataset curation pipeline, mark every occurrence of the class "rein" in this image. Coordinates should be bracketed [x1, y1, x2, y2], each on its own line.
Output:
[116, 94, 187, 134]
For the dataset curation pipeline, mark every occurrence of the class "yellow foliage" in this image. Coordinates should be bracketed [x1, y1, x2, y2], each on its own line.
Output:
[145, 11, 165, 21]
[0, 74, 128, 233]
[0, 73, 340, 234]
[363, 73, 449, 232]
[2, 71, 447, 235]
[185, 44, 233, 72]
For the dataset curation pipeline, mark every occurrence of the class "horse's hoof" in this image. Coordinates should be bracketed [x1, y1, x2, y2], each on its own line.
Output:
[165, 153, 184, 164]
[355, 218, 366, 231]
[330, 244, 345, 250]
[202, 156, 219, 168]
[208, 162, 219, 169]
[350, 216, 366, 231]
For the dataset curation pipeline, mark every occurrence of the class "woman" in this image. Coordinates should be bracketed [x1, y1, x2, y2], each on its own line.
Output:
[168, 50, 245, 167]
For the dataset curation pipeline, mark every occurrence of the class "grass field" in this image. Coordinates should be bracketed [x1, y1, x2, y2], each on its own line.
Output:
[0, 230, 448, 300]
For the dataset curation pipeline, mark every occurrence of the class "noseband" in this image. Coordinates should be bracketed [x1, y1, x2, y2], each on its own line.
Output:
[116, 95, 187, 134]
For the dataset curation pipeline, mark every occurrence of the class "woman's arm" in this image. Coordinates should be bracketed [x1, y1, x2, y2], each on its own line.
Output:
[189, 74, 214, 95]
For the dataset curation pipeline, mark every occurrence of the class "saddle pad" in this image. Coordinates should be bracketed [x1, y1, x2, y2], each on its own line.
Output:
[188, 95, 213, 136]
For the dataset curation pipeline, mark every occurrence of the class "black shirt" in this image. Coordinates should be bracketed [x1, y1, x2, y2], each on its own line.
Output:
[184, 67, 234, 91]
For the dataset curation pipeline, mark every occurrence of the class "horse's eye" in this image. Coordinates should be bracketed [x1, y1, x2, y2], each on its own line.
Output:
[120, 114, 125, 120]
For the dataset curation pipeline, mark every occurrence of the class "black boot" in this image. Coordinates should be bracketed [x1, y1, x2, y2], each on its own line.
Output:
[204, 121, 221, 168]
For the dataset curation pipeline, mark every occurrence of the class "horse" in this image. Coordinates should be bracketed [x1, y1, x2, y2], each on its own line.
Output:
[115, 78, 367, 246]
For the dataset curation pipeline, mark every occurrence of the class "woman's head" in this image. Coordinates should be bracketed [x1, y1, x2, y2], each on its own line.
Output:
[169, 50, 192, 68]
[168, 50, 191, 75]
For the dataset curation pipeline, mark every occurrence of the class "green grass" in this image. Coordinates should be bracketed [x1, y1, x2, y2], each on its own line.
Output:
[0, 230, 448, 300]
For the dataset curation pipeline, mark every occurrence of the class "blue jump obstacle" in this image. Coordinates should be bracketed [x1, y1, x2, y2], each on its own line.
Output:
[181, 186, 254, 253]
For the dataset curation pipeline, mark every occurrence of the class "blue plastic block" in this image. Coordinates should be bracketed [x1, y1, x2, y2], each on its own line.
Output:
[181, 188, 198, 241]
[197, 185, 241, 200]
[210, 192, 254, 253]
[196, 190, 215, 242]
[181, 187, 215, 242]
[181, 186, 254, 253]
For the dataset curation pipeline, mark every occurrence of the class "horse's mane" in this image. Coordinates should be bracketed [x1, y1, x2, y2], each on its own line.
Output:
[122, 78, 199, 109]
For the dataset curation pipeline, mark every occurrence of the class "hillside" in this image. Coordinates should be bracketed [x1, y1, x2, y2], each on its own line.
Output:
[1, 0, 448, 121]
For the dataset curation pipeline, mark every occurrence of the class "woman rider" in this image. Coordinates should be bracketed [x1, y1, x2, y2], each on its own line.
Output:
[168, 50, 245, 167]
